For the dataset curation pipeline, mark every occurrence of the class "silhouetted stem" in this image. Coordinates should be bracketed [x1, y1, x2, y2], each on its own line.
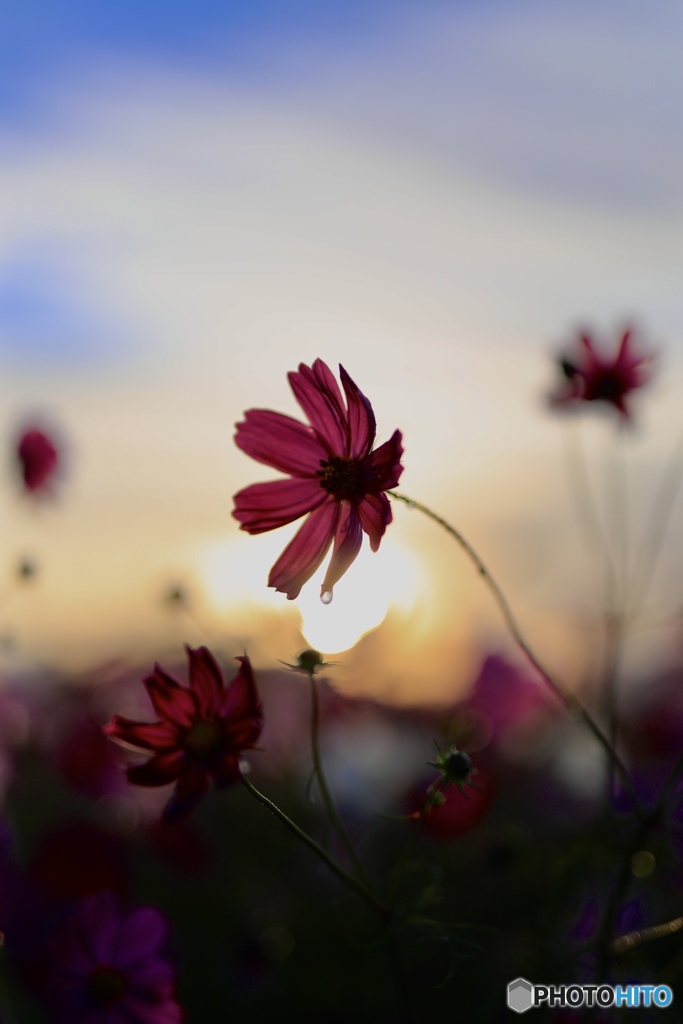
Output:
[308, 672, 374, 891]
[240, 775, 382, 915]
[388, 490, 641, 808]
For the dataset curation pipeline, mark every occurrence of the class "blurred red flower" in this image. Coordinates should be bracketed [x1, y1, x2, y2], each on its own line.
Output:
[47, 891, 183, 1024]
[105, 647, 262, 822]
[233, 359, 403, 600]
[16, 426, 59, 493]
[549, 327, 654, 419]
[411, 769, 493, 839]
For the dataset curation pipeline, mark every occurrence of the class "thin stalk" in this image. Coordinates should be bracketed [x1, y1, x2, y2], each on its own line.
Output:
[629, 426, 683, 614]
[612, 914, 683, 957]
[308, 671, 374, 891]
[563, 421, 616, 608]
[241, 776, 413, 1019]
[240, 775, 383, 916]
[601, 423, 630, 802]
[388, 490, 641, 809]
[602, 613, 624, 805]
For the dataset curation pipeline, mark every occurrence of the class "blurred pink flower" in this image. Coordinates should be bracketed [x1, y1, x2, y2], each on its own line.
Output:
[47, 891, 183, 1024]
[409, 766, 493, 839]
[105, 647, 263, 822]
[549, 326, 654, 419]
[16, 426, 59, 494]
[233, 359, 403, 600]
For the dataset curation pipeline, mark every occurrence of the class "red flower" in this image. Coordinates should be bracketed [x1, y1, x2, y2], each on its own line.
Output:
[104, 647, 262, 822]
[233, 360, 403, 600]
[16, 426, 59, 493]
[549, 327, 654, 419]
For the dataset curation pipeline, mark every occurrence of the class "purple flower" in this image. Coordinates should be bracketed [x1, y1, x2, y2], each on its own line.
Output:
[47, 891, 183, 1023]
[233, 359, 403, 600]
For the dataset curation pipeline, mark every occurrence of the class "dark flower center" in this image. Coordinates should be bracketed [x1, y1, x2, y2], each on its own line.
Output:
[318, 456, 363, 501]
[88, 965, 128, 1006]
[186, 719, 221, 757]
[587, 369, 624, 401]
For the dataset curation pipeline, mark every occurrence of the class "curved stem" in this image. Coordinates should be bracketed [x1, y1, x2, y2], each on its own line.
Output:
[388, 490, 641, 809]
[240, 775, 383, 916]
[308, 671, 374, 891]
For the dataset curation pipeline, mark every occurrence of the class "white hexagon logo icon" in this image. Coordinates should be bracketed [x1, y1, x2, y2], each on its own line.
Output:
[507, 978, 534, 1013]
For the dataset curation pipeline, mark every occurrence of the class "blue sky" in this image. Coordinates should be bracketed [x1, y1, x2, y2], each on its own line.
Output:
[0, 0, 417, 121]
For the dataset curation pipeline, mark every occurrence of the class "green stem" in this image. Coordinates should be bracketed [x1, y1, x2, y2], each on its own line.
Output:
[388, 490, 641, 809]
[240, 775, 383, 916]
[308, 671, 375, 892]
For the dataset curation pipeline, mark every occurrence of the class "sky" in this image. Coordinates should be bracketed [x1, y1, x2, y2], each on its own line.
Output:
[1, 0, 683, 702]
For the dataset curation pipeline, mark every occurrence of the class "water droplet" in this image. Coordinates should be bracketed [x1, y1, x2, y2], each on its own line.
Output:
[405, 500, 416, 509]
[320, 590, 333, 605]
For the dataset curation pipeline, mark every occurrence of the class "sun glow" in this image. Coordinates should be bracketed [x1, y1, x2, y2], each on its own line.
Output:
[297, 538, 422, 654]
[196, 532, 422, 654]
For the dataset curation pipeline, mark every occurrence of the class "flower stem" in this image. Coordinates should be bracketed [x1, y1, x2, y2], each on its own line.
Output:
[307, 671, 375, 892]
[388, 490, 641, 808]
[240, 774, 383, 916]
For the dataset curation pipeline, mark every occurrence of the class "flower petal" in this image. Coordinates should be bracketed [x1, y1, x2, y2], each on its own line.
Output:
[144, 667, 197, 728]
[219, 656, 262, 727]
[321, 503, 363, 597]
[115, 907, 167, 967]
[186, 645, 224, 717]
[232, 477, 325, 534]
[104, 717, 179, 752]
[127, 750, 188, 787]
[357, 492, 392, 552]
[288, 360, 348, 454]
[362, 430, 404, 491]
[268, 498, 338, 599]
[234, 408, 327, 476]
[340, 364, 376, 459]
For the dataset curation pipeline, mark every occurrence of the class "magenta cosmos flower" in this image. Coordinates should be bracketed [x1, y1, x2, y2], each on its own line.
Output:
[232, 359, 404, 600]
[16, 426, 59, 493]
[47, 891, 183, 1024]
[549, 326, 654, 419]
[105, 647, 263, 822]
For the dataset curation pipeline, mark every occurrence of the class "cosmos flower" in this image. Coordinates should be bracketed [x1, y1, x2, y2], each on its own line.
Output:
[16, 426, 59, 494]
[104, 647, 262, 822]
[548, 326, 654, 419]
[233, 359, 403, 600]
[47, 891, 183, 1024]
